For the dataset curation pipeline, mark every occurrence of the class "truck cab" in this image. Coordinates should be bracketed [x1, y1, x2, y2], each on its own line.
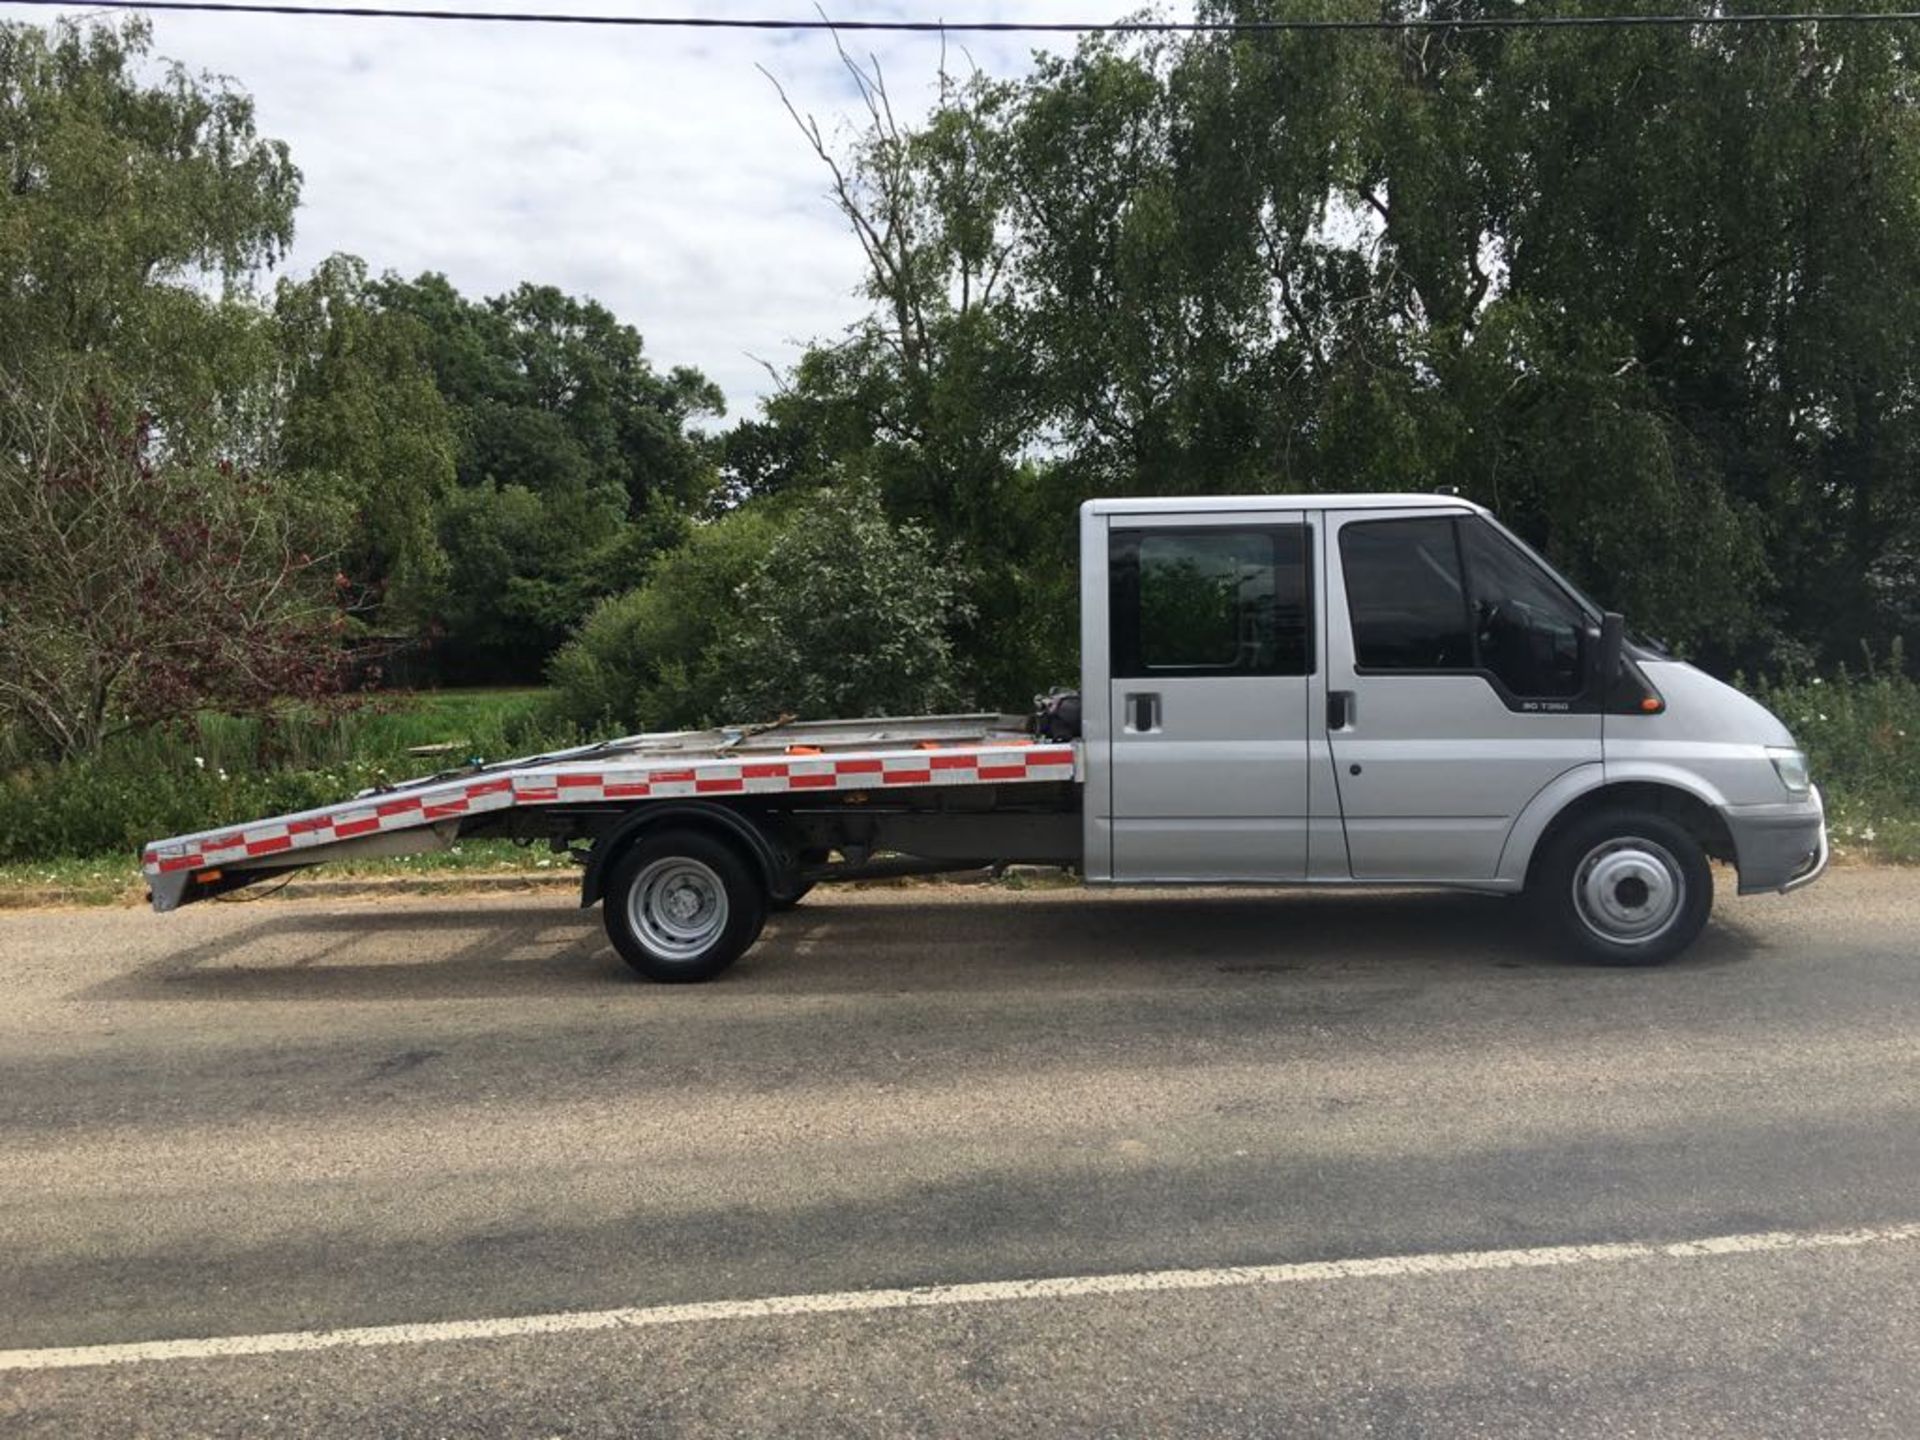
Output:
[1079, 494, 1827, 964]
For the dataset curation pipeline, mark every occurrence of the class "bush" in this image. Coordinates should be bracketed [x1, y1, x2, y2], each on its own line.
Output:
[0, 690, 575, 863]
[1751, 647, 1920, 857]
[0, 759, 348, 862]
[716, 486, 971, 721]
[545, 505, 777, 732]
[548, 486, 971, 731]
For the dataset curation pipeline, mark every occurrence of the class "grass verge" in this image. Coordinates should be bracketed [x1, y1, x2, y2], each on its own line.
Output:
[0, 841, 576, 909]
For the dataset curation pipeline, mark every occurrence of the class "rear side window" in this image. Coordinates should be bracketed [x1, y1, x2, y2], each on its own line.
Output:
[1110, 526, 1312, 678]
[1339, 518, 1472, 670]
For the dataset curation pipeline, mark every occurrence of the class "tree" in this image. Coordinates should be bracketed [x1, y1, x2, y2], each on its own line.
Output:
[274, 254, 458, 627]
[0, 17, 330, 758]
[371, 274, 725, 515]
[0, 372, 339, 759]
[765, 48, 1064, 704]
[0, 18, 297, 457]
[755, 1, 1920, 682]
[370, 272, 726, 680]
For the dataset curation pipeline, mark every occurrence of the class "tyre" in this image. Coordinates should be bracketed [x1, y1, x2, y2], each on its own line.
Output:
[603, 829, 767, 983]
[1531, 808, 1712, 966]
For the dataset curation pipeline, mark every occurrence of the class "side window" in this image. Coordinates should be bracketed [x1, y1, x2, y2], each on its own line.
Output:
[1110, 526, 1311, 678]
[1339, 517, 1472, 670]
[1458, 519, 1586, 698]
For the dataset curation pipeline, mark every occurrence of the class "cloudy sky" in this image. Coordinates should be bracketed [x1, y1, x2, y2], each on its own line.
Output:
[34, 1, 1188, 419]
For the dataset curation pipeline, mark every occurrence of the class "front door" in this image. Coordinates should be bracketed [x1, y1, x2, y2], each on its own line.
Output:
[1324, 509, 1603, 880]
[1106, 511, 1314, 881]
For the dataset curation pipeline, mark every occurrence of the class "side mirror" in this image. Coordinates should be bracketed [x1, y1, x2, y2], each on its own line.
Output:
[1594, 611, 1625, 694]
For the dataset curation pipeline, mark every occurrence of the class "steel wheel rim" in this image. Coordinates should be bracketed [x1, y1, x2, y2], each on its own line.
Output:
[628, 857, 729, 960]
[1572, 837, 1684, 944]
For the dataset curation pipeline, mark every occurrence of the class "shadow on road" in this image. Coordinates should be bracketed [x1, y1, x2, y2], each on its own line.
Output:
[82, 884, 1764, 1004]
[755, 887, 1763, 984]
[84, 905, 627, 1003]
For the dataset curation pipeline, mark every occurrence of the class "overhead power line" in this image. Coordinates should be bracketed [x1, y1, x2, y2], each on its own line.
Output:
[9, 0, 1920, 33]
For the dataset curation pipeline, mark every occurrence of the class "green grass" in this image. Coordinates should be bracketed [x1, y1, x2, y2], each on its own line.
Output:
[102, 687, 563, 775]
[1750, 651, 1920, 864]
[0, 840, 576, 909]
[0, 687, 590, 902]
[1824, 810, 1920, 865]
[0, 688, 582, 867]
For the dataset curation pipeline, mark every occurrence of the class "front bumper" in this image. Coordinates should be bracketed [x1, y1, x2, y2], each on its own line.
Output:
[1726, 785, 1830, 895]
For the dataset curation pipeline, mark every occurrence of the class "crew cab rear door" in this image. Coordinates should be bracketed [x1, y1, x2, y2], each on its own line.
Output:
[1103, 509, 1315, 881]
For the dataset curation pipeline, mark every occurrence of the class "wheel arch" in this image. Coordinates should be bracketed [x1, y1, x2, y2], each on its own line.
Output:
[1499, 767, 1736, 889]
[580, 802, 782, 909]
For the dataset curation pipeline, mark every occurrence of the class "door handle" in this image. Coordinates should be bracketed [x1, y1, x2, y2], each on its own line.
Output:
[1126, 692, 1161, 733]
[1327, 690, 1356, 730]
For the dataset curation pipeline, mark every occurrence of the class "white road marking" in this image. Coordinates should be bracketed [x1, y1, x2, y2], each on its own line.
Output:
[5, 1220, 1917, 1373]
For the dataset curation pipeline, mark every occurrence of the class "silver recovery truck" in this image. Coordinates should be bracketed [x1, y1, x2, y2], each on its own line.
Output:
[143, 493, 1829, 980]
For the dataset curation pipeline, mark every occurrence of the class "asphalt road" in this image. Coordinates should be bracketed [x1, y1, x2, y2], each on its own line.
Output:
[1, 869, 1917, 1437]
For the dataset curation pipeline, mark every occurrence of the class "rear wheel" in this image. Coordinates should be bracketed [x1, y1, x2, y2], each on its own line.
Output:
[603, 830, 766, 983]
[1532, 808, 1712, 966]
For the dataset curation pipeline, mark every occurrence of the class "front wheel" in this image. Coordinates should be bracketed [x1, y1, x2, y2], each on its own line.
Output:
[1532, 809, 1712, 966]
[603, 830, 766, 983]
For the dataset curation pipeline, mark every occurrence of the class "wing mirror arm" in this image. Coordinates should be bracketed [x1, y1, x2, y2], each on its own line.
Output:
[1594, 611, 1625, 694]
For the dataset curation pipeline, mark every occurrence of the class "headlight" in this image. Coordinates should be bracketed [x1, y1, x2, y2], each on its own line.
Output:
[1767, 747, 1811, 795]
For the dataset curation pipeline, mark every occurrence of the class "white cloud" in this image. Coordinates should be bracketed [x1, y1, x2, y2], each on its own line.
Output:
[36, 0, 1161, 420]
